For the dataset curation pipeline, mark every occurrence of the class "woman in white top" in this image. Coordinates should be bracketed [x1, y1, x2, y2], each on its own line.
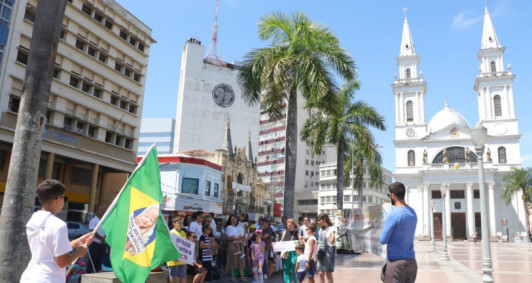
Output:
[225, 215, 246, 282]
[304, 223, 319, 283]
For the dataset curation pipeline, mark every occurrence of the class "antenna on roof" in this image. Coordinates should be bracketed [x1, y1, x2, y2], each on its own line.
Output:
[205, 0, 226, 66]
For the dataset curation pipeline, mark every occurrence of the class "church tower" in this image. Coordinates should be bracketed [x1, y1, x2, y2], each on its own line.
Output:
[392, 10, 427, 140]
[474, 7, 518, 137]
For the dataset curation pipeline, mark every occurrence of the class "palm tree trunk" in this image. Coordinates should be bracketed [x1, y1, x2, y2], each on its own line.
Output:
[0, 1, 67, 281]
[283, 89, 298, 218]
[358, 158, 364, 210]
[522, 189, 531, 242]
[336, 141, 345, 214]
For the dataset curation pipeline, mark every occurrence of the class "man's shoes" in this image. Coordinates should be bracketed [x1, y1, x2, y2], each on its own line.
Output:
[263, 275, 268, 279]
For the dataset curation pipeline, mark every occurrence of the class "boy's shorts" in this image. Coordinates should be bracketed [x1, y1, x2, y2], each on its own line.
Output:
[169, 264, 187, 278]
[297, 271, 306, 282]
[307, 259, 316, 278]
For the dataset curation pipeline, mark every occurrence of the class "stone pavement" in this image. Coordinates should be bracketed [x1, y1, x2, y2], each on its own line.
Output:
[215, 240, 532, 282]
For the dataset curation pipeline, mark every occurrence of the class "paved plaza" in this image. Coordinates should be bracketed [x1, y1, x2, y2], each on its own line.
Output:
[216, 240, 532, 282]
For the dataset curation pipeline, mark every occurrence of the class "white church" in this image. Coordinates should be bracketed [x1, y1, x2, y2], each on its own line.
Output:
[393, 7, 527, 242]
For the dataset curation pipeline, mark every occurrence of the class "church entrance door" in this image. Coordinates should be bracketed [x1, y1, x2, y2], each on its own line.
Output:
[433, 213, 442, 240]
[451, 212, 466, 240]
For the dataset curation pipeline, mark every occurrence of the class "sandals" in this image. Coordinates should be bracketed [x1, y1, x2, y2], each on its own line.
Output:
[231, 277, 237, 282]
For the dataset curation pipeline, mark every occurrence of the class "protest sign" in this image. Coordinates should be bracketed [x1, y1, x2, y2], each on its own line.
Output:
[170, 233, 195, 265]
[272, 240, 298, 253]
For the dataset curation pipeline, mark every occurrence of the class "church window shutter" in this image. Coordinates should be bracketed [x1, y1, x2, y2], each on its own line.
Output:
[405, 68, 411, 79]
[494, 95, 502, 117]
[406, 101, 413, 122]
[490, 61, 496, 73]
[408, 150, 415, 166]
[498, 147, 506, 164]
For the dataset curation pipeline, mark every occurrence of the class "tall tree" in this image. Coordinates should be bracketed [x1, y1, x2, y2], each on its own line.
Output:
[502, 167, 532, 242]
[301, 80, 385, 214]
[238, 11, 355, 218]
[0, 1, 67, 281]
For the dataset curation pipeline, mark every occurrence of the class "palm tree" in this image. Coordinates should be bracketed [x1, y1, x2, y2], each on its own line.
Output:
[300, 80, 385, 214]
[238, 11, 355, 218]
[0, 1, 68, 280]
[502, 167, 532, 242]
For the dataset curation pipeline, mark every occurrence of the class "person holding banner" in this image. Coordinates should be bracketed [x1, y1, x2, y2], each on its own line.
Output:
[281, 218, 302, 283]
[316, 213, 335, 283]
[167, 217, 187, 283]
[20, 180, 94, 283]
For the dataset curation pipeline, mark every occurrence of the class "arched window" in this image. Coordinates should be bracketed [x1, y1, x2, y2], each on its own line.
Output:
[494, 95, 502, 117]
[406, 101, 413, 122]
[408, 150, 415, 166]
[490, 61, 496, 73]
[498, 147, 506, 164]
[405, 68, 411, 79]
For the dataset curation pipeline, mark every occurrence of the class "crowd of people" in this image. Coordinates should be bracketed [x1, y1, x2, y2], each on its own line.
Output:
[166, 211, 340, 283]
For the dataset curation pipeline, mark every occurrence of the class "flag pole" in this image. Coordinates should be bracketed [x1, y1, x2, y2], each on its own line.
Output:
[66, 144, 157, 275]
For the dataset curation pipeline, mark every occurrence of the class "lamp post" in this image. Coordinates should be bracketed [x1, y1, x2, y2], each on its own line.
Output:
[470, 122, 494, 282]
[430, 200, 436, 252]
[440, 184, 450, 261]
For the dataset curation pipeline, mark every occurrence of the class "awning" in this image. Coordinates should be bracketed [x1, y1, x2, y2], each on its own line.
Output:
[232, 182, 252, 192]
[161, 196, 223, 214]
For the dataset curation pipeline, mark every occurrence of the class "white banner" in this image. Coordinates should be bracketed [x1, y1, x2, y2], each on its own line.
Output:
[170, 234, 195, 265]
[272, 240, 298, 253]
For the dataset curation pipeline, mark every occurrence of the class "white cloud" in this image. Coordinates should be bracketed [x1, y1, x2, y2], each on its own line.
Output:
[451, 12, 482, 30]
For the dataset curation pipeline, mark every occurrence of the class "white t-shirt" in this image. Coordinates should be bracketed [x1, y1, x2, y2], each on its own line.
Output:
[189, 221, 203, 238]
[225, 225, 239, 238]
[20, 211, 73, 283]
[296, 254, 307, 272]
[320, 226, 335, 246]
[304, 235, 318, 260]
[89, 216, 105, 244]
[299, 224, 308, 239]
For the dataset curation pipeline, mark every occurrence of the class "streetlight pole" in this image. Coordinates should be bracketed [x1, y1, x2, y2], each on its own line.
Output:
[351, 150, 355, 212]
[440, 184, 450, 261]
[470, 122, 494, 282]
[430, 200, 436, 252]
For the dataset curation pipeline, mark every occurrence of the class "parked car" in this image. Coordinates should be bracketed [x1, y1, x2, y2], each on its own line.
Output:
[67, 221, 90, 240]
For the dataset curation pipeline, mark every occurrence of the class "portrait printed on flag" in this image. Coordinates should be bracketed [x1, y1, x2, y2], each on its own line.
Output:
[125, 204, 160, 256]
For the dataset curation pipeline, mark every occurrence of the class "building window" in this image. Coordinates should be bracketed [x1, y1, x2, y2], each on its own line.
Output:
[214, 183, 219, 198]
[119, 30, 128, 40]
[98, 53, 107, 63]
[406, 101, 413, 122]
[8, 96, 20, 113]
[81, 4, 92, 16]
[450, 190, 465, 199]
[205, 180, 211, 196]
[69, 76, 79, 88]
[490, 61, 496, 73]
[75, 39, 86, 51]
[16, 47, 29, 65]
[182, 178, 199, 194]
[344, 195, 350, 202]
[105, 131, 113, 143]
[405, 68, 411, 79]
[493, 95, 502, 117]
[431, 190, 441, 199]
[125, 138, 132, 149]
[498, 147, 506, 164]
[63, 117, 72, 131]
[408, 150, 415, 166]
[88, 125, 96, 138]
[71, 166, 92, 186]
[81, 82, 91, 93]
[474, 190, 480, 199]
[93, 88, 102, 98]
[104, 19, 113, 30]
[114, 62, 123, 72]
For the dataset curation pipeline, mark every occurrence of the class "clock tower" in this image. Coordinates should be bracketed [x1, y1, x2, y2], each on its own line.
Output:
[392, 12, 427, 140]
[474, 7, 519, 137]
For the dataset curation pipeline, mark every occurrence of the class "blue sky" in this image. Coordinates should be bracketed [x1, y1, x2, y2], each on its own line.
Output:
[116, 0, 532, 171]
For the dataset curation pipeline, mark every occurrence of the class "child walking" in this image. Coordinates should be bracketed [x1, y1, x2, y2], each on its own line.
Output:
[250, 229, 265, 281]
[294, 244, 307, 283]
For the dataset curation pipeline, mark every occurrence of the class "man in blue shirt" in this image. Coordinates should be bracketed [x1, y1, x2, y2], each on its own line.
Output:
[380, 182, 417, 283]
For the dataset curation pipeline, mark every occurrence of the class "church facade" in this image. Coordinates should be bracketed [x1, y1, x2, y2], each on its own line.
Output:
[393, 8, 526, 241]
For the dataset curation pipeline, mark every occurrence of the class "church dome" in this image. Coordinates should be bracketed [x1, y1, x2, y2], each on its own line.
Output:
[427, 102, 470, 133]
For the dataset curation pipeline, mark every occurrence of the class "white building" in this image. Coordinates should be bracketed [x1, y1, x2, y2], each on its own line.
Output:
[0, 0, 154, 219]
[393, 8, 526, 241]
[139, 118, 175, 155]
[173, 38, 260, 156]
[157, 154, 223, 215]
[318, 162, 392, 217]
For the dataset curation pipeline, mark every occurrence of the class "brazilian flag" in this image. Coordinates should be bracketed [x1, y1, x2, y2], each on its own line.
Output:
[102, 146, 180, 283]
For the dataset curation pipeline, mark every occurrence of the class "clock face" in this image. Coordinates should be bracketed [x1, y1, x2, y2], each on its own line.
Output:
[450, 128, 459, 138]
[405, 127, 415, 138]
[212, 83, 235, 107]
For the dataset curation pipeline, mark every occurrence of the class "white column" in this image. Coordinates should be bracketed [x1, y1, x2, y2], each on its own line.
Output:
[488, 182, 497, 237]
[508, 85, 516, 117]
[466, 182, 475, 238]
[423, 183, 430, 236]
[420, 92, 425, 124]
[446, 187, 452, 238]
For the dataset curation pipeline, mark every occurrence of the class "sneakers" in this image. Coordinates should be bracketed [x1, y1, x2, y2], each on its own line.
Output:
[234, 251, 241, 255]
[240, 254, 246, 258]
[263, 275, 268, 279]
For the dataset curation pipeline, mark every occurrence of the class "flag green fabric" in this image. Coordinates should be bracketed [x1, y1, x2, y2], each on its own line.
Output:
[102, 146, 180, 283]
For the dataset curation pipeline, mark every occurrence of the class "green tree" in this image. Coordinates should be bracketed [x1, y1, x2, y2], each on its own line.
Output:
[0, 1, 68, 281]
[502, 167, 532, 242]
[300, 80, 385, 213]
[238, 11, 355, 218]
